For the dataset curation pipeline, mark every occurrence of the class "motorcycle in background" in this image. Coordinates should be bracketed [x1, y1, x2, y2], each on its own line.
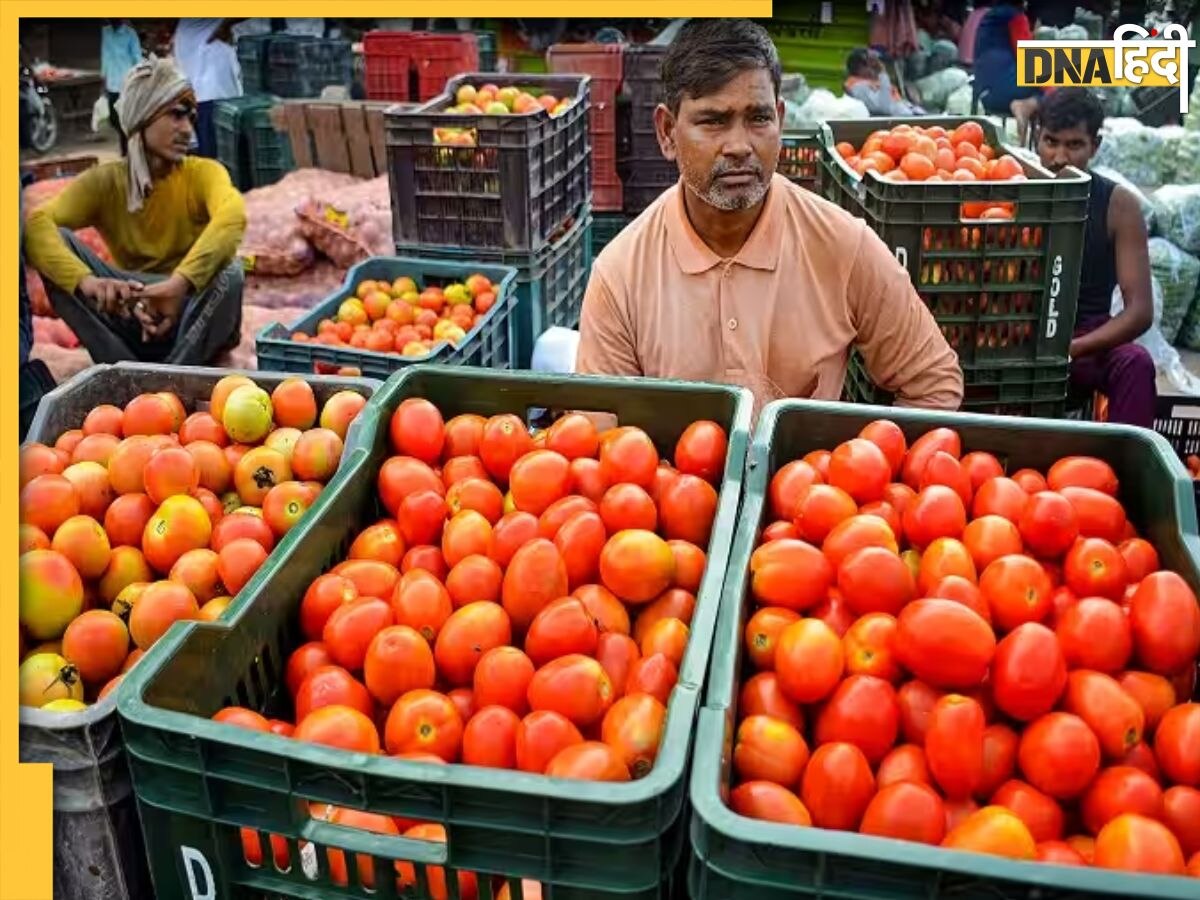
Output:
[20, 59, 58, 153]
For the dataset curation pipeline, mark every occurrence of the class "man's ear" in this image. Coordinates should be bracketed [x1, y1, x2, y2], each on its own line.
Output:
[654, 103, 677, 162]
[776, 97, 786, 126]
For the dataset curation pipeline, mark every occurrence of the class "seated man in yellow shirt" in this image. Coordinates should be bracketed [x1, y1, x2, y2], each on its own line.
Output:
[24, 57, 247, 365]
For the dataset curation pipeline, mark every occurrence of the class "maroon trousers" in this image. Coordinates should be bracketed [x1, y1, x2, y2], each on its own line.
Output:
[1070, 315, 1156, 429]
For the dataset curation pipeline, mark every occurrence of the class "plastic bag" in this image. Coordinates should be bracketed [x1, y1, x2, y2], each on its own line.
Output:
[945, 83, 974, 116]
[913, 67, 970, 112]
[1056, 24, 1089, 41]
[91, 94, 109, 133]
[1092, 166, 1156, 231]
[1094, 118, 1165, 188]
[1158, 126, 1200, 187]
[780, 73, 810, 108]
[1153, 185, 1200, 254]
[295, 175, 391, 268]
[787, 89, 870, 128]
[1148, 237, 1200, 343]
[1034, 25, 1059, 40]
[1111, 275, 1200, 394]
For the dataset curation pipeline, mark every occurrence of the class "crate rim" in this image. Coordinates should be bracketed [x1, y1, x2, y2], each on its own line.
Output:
[690, 396, 1200, 900]
[118, 365, 754, 811]
[412, 71, 592, 118]
[253, 253, 521, 366]
[21, 361, 381, 733]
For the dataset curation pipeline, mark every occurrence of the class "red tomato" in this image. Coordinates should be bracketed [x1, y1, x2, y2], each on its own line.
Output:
[1081, 766, 1165, 835]
[1094, 814, 1185, 874]
[1129, 572, 1200, 675]
[1056, 597, 1132, 673]
[991, 780, 1065, 842]
[897, 680, 943, 745]
[877, 743, 931, 787]
[978, 724, 1020, 799]
[979, 554, 1053, 631]
[925, 694, 985, 799]
[861, 781, 946, 844]
[1063, 670, 1145, 759]
[733, 714, 810, 786]
[991, 623, 1067, 721]
[1155, 703, 1200, 787]
[515, 709, 583, 774]
[1018, 713, 1101, 799]
[730, 781, 812, 825]
[895, 599, 995, 689]
[800, 742, 876, 831]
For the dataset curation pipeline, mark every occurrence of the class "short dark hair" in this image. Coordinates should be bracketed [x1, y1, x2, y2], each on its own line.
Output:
[846, 48, 871, 76]
[1037, 89, 1104, 138]
[661, 19, 782, 115]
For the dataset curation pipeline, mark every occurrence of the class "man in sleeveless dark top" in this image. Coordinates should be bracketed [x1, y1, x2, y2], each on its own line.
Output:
[1036, 89, 1156, 428]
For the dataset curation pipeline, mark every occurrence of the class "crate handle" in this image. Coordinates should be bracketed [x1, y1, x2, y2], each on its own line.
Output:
[300, 818, 450, 866]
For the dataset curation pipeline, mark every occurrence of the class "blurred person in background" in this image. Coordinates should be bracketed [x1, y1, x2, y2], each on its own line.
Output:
[973, 0, 1043, 141]
[577, 18, 962, 415]
[845, 47, 925, 116]
[1035, 89, 1155, 428]
[958, 0, 993, 66]
[101, 19, 143, 156]
[23, 58, 246, 366]
[172, 18, 243, 158]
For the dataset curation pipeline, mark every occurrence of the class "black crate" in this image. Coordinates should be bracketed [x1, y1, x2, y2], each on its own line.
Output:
[1153, 394, 1200, 514]
[235, 34, 272, 95]
[214, 95, 277, 191]
[246, 105, 294, 187]
[266, 35, 353, 98]
[386, 72, 592, 253]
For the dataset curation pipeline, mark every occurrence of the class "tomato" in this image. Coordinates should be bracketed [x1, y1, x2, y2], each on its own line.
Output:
[601, 693, 667, 778]
[383, 688, 463, 760]
[479, 415, 534, 483]
[544, 740, 630, 782]
[569, 457, 608, 504]
[659, 474, 719, 546]
[744, 607, 800, 670]
[213, 706, 271, 731]
[509, 450, 572, 517]
[800, 742, 875, 831]
[461, 705, 520, 769]
[897, 680, 942, 745]
[515, 709, 584, 773]
[901, 428, 961, 489]
[389, 398, 445, 464]
[843, 613, 900, 682]
[443, 414, 486, 459]
[978, 724, 1020, 799]
[599, 429, 658, 491]
[923, 694, 985, 799]
[750, 539, 832, 611]
[525, 596, 599, 666]
[972, 477, 1029, 523]
[1060, 487, 1127, 544]
[903, 485, 967, 548]
[391, 569, 453, 642]
[395, 823, 478, 900]
[1156, 703, 1200, 787]
[1048, 456, 1118, 497]
[625, 653, 678, 705]
[674, 420, 728, 483]
[760, 521, 798, 543]
[928, 575, 991, 622]
[1018, 492, 1079, 559]
[1119, 539, 1160, 584]
[1064, 670, 1144, 759]
[1054, 597, 1133, 675]
[364, 625, 435, 707]
[943, 806, 1036, 859]
[1064, 538, 1128, 601]
[812, 591, 856, 637]
[836, 547, 914, 618]
[859, 420, 907, 476]
[321, 806, 400, 890]
[962, 516, 1023, 572]
[919, 451, 972, 508]
[502, 538, 569, 630]
[978, 554, 1053, 632]
[729, 781, 812, 825]
[1036, 840, 1086, 865]
[322, 596, 393, 671]
[1082, 766, 1165, 835]
[286, 641, 335, 696]
[1119, 741, 1163, 780]
[774, 619, 844, 703]
[739, 672, 803, 729]
[877, 744, 930, 788]
[293, 704, 380, 753]
[860, 781, 946, 845]
[348, 519, 406, 568]
[731, 713, 809, 786]
[1094, 814, 1185, 874]
[333, 558, 401, 602]
[992, 623, 1066, 721]
[1018, 713, 1101, 799]
[542, 413, 599, 462]
[823, 515, 898, 569]
[1163, 786, 1200, 856]
[917, 538, 976, 597]
[575, 584, 632, 636]
[527, 654, 614, 728]
[961, 452, 1005, 492]
[294, 665, 372, 722]
[446, 478, 505, 525]
[826, 438, 891, 504]
[1129, 572, 1200, 675]
[377, 456, 444, 517]
[434, 602, 512, 686]
[472, 646, 535, 715]
[1066, 834, 1097, 863]
[896, 599, 995, 689]
[792, 484, 857, 545]
[445, 554, 503, 609]
[816, 674, 899, 765]
[769, 460, 823, 521]
[598, 484, 656, 534]
[490, 511, 539, 569]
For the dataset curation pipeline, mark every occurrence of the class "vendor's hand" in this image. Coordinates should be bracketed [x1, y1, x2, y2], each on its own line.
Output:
[132, 275, 189, 340]
[77, 275, 144, 316]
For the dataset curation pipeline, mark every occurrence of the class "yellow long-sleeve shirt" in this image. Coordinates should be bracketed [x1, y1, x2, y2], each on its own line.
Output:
[23, 157, 247, 295]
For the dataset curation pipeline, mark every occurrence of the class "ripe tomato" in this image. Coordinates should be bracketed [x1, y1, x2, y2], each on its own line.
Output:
[793, 484, 857, 544]
[364, 625, 435, 707]
[837, 547, 914, 617]
[394, 823, 478, 900]
[814, 674, 899, 764]
[544, 741, 630, 782]
[760, 521, 798, 543]
[917, 538, 976, 596]
[979, 724, 1020, 798]
[389, 398, 445, 464]
[569, 457, 608, 504]
[377, 456, 444, 517]
[827, 438, 891, 504]
[925, 694, 985, 799]
[502, 538, 568, 630]
[322, 596, 393, 671]
[962, 516, 1023, 572]
[625, 652, 678, 705]
[903, 485, 967, 548]
[462, 705, 520, 769]
[901, 428, 961, 489]
[472, 646, 535, 714]
[434, 601, 512, 686]
[972, 477, 1029, 523]
[1064, 538, 1128, 601]
[897, 680, 942, 745]
[545, 413, 600, 461]
[861, 781, 946, 845]
[443, 414, 486, 459]
[509, 450, 572, 517]
[744, 607, 801, 670]
[774, 618, 844, 703]
[1163, 786, 1200, 857]
[1082, 766, 1165, 835]
[729, 781, 812, 825]
[877, 743, 930, 787]
[961, 452, 1005, 492]
[574, 584, 631, 636]
[979, 554, 1054, 632]
[1056, 597, 1132, 673]
[823, 515, 898, 570]
[1019, 492, 1079, 558]
[525, 597, 599, 666]
[446, 477, 505, 525]
[750, 539, 832, 611]
[1035, 841, 1086, 865]
[1155, 703, 1200, 787]
[1018, 713, 1101, 799]
[1048, 456, 1118, 497]
[384, 689, 463, 760]
[491, 511, 540, 568]
[445, 554, 503, 609]
[991, 779, 1065, 842]
[919, 451, 972, 507]
[479, 414, 534, 483]
[602, 693, 667, 778]
[739, 672, 803, 728]
[895, 599, 995, 689]
[859, 420, 907, 476]
[943, 806, 1036, 859]
[294, 664, 372, 722]
[333, 558, 401, 602]
[800, 742, 875, 831]
[668, 540, 706, 594]
[598, 484, 656, 534]
[527, 654, 614, 728]
[1129, 572, 1200, 675]
[674, 420, 728, 484]
[1119, 539, 1160, 584]
[285, 641, 335, 697]
[1064, 670, 1144, 758]
[1060, 487, 1127, 544]
[599, 429, 658, 490]
[515, 709, 583, 773]
[992, 623, 1066, 721]
[769, 461, 823, 521]
[293, 704, 380, 753]
[1094, 814, 1185, 874]
[928, 575, 991, 622]
[842, 613, 900, 682]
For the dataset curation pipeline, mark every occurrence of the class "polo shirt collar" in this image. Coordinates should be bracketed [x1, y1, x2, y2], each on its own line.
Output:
[665, 173, 786, 275]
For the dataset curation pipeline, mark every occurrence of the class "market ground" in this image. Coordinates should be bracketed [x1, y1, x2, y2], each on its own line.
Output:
[21, 130, 1200, 391]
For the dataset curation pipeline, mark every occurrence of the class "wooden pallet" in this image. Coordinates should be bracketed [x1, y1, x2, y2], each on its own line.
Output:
[274, 99, 417, 179]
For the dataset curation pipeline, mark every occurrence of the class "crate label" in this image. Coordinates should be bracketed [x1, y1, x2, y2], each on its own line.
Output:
[323, 206, 349, 230]
[300, 841, 320, 879]
[181, 846, 216, 900]
[1046, 254, 1063, 340]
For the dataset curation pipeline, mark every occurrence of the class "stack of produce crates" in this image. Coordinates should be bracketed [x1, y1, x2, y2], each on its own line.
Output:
[823, 117, 1090, 417]
[778, 129, 823, 194]
[689, 398, 1200, 899]
[118, 365, 752, 900]
[364, 31, 484, 103]
[386, 73, 594, 367]
[1153, 394, 1200, 515]
[475, 29, 498, 72]
[235, 34, 272, 95]
[256, 256, 520, 377]
[415, 33, 481, 103]
[362, 30, 415, 102]
[214, 95, 279, 191]
[267, 35, 353, 98]
[548, 43, 624, 212]
[618, 44, 675, 217]
[246, 103, 294, 188]
[19, 362, 378, 900]
[592, 211, 630, 259]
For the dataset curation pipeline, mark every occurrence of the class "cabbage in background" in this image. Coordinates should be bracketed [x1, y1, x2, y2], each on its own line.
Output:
[1149, 236, 1200, 343]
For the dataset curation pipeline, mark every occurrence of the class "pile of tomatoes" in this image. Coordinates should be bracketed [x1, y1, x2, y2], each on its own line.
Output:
[730, 420, 1200, 879]
[834, 120, 1026, 220]
[17, 376, 367, 712]
[209, 399, 729, 886]
[293, 273, 499, 358]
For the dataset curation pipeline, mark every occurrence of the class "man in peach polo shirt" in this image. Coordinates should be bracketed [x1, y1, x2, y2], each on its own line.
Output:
[577, 19, 964, 414]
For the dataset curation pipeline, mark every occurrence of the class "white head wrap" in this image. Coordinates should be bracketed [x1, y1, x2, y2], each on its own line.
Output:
[114, 56, 193, 213]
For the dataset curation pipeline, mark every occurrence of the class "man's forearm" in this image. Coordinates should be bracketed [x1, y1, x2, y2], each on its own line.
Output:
[1072, 308, 1152, 358]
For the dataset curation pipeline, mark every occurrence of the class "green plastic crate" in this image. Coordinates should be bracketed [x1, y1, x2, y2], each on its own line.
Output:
[843, 348, 1070, 418]
[591, 211, 628, 259]
[255, 256, 519, 377]
[777, 129, 822, 193]
[820, 117, 1090, 367]
[215, 95, 281, 191]
[119, 365, 752, 900]
[246, 104, 294, 188]
[689, 398, 1200, 900]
